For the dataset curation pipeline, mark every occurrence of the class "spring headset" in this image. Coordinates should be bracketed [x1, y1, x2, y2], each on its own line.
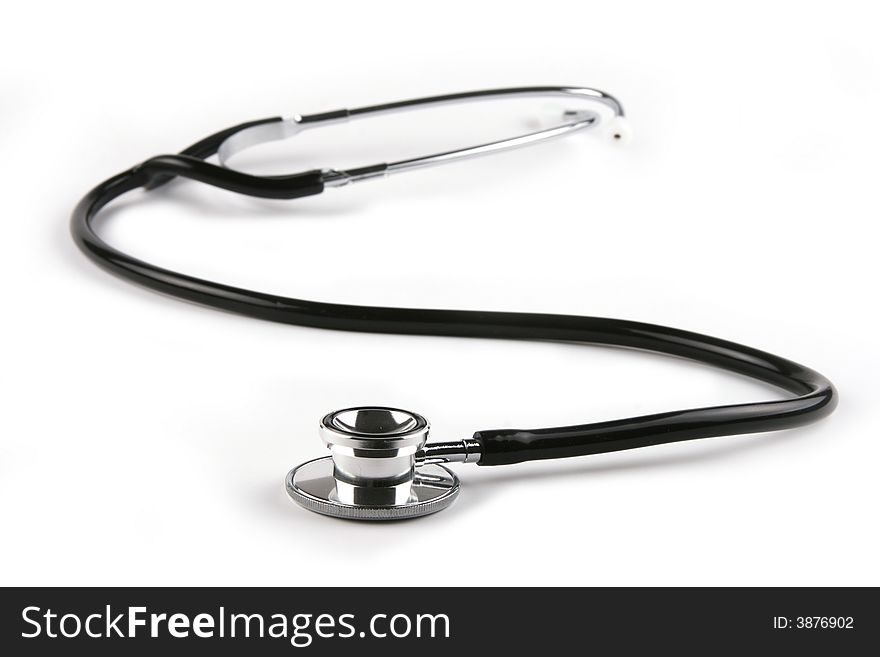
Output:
[72, 86, 836, 520]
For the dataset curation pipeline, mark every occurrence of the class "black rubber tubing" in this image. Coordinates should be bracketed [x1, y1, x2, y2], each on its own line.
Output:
[71, 121, 837, 466]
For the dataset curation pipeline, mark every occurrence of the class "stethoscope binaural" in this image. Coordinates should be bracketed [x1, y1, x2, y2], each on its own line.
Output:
[72, 86, 837, 520]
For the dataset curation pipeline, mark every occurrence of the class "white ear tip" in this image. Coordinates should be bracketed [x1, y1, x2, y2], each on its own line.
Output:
[608, 116, 633, 144]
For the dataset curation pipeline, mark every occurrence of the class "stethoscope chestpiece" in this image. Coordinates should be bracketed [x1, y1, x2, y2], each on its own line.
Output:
[285, 407, 460, 520]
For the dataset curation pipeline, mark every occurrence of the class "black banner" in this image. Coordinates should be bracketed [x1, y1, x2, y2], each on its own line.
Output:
[1, 587, 875, 655]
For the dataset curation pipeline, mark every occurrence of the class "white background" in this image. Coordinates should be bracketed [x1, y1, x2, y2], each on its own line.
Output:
[2, 0, 878, 586]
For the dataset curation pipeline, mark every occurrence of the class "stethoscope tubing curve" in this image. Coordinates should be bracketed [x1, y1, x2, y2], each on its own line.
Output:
[71, 95, 837, 467]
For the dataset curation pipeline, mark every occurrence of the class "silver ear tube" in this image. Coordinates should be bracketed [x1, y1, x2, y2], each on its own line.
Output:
[217, 86, 630, 187]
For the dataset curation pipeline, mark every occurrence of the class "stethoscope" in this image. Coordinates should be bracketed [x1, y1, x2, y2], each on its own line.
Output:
[72, 86, 837, 520]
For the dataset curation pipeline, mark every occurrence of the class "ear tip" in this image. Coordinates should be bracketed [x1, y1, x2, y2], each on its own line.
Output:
[608, 116, 633, 144]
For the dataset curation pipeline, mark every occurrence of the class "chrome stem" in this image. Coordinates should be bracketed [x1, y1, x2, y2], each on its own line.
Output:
[417, 439, 482, 465]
